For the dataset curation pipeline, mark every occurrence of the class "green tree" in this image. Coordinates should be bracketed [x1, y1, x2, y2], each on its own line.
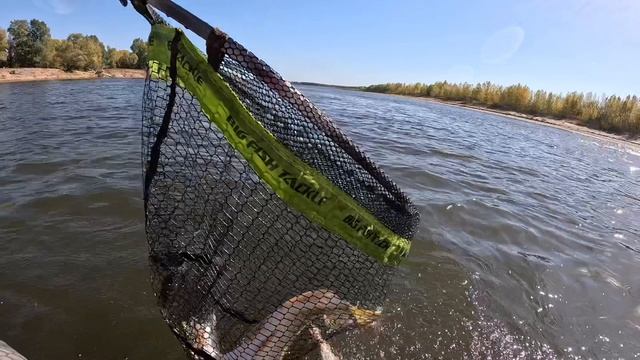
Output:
[577, 92, 601, 126]
[40, 38, 63, 68]
[29, 19, 51, 66]
[108, 49, 124, 68]
[600, 96, 623, 131]
[118, 52, 138, 68]
[7, 19, 51, 67]
[530, 90, 548, 115]
[109, 49, 121, 68]
[561, 92, 584, 118]
[130, 38, 148, 69]
[544, 92, 562, 117]
[57, 40, 87, 71]
[0, 28, 8, 66]
[481, 82, 502, 107]
[80, 35, 104, 70]
[630, 101, 640, 134]
[107, 49, 138, 68]
[104, 46, 116, 68]
[59, 33, 105, 71]
[7, 20, 31, 67]
[500, 84, 531, 112]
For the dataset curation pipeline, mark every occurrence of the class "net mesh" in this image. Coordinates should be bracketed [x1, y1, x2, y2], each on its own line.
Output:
[142, 28, 418, 359]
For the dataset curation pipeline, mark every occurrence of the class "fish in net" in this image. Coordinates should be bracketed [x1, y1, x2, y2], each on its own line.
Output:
[136, 2, 419, 358]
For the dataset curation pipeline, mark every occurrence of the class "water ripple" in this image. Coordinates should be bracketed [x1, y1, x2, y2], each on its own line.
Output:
[0, 81, 639, 359]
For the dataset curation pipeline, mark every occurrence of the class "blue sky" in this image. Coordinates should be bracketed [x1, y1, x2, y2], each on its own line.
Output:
[3, 0, 639, 96]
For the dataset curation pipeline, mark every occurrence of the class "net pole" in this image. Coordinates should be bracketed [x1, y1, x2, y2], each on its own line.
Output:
[148, 0, 213, 39]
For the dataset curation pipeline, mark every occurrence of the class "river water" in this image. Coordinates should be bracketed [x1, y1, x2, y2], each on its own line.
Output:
[1, 80, 639, 359]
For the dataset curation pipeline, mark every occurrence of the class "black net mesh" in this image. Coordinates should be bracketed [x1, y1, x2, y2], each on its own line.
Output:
[142, 29, 418, 359]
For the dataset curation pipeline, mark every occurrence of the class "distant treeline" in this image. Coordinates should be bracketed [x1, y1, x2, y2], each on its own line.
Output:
[363, 82, 640, 135]
[0, 19, 147, 71]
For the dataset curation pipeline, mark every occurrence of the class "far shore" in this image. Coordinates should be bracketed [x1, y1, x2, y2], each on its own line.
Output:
[364, 91, 640, 151]
[0, 68, 145, 83]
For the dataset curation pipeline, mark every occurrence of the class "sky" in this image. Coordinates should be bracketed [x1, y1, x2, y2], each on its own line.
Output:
[2, 0, 639, 96]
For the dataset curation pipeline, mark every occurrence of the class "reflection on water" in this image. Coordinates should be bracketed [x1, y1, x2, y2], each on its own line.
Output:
[1, 80, 639, 359]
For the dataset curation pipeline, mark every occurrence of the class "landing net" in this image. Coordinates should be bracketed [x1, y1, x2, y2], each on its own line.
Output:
[142, 24, 419, 359]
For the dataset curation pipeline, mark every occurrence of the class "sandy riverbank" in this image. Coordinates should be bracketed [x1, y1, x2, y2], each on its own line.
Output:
[0, 68, 145, 83]
[375, 92, 640, 150]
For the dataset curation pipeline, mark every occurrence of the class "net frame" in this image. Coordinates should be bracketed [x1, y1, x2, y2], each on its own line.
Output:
[142, 24, 419, 359]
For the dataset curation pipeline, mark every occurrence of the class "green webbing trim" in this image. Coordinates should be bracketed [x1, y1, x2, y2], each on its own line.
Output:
[147, 24, 411, 265]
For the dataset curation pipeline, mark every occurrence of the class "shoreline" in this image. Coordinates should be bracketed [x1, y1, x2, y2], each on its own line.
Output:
[366, 91, 640, 150]
[0, 68, 145, 83]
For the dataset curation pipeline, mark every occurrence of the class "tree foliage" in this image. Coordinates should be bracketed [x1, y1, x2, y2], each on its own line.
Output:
[57, 33, 106, 71]
[29, 19, 51, 66]
[3, 18, 147, 70]
[107, 49, 138, 69]
[7, 20, 31, 67]
[130, 38, 148, 69]
[7, 19, 51, 67]
[0, 28, 8, 66]
[364, 82, 640, 135]
[40, 38, 62, 68]
[104, 46, 117, 68]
